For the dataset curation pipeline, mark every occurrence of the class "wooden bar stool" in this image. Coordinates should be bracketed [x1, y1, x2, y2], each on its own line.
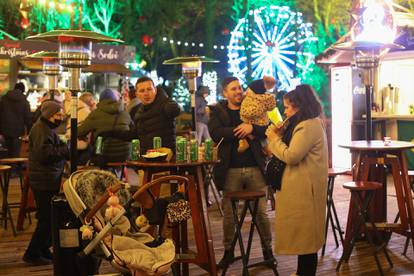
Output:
[321, 168, 348, 256]
[336, 181, 393, 275]
[221, 190, 278, 276]
[0, 165, 15, 236]
[402, 170, 414, 255]
[0, 157, 28, 190]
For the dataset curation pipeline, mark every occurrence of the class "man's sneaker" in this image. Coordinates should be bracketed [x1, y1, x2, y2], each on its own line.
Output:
[23, 254, 52, 266]
[217, 250, 234, 269]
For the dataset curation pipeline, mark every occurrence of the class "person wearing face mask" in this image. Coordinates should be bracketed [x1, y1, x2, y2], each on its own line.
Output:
[23, 100, 69, 266]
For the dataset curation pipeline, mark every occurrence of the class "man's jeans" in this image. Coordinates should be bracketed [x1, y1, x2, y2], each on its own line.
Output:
[222, 167, 272, 250]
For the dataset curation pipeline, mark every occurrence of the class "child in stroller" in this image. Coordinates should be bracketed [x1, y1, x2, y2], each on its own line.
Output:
[63, 169, 189, 276]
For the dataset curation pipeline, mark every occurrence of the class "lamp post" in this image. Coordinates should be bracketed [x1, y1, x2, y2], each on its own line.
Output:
[163, 56, 218, 132]
[27, 30, 123, 172]
[333, 0, 402, 141]
[24, 51, 61, 100]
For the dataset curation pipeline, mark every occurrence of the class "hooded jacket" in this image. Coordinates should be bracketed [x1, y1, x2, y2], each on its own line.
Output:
[78, 99, 132, 162]
[0, 89, 32, 137]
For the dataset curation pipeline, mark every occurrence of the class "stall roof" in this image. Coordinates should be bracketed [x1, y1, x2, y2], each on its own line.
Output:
[17, 59, 130, 74]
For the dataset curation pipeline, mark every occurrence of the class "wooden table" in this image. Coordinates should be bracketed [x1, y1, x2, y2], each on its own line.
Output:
[339, 140, 414, 251]
[127, 160, 218, 276]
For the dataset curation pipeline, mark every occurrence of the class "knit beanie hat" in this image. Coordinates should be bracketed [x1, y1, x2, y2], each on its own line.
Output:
[248, 76, 276, 94]
[99, 88, 119, 101]
[41, 100, 61, 119]
[14, 82, 26, 93]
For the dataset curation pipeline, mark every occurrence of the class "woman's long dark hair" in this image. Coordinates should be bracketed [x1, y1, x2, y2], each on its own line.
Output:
[283, 84, 323, 123]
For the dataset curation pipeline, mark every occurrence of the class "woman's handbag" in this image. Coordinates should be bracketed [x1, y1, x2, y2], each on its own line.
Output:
[265, 156, 286, 191]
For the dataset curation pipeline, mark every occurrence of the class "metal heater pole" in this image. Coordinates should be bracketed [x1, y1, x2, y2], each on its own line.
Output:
[365, 84, 373, 141]
[187, 78, 197, 132]
[69, 68, 80, 173]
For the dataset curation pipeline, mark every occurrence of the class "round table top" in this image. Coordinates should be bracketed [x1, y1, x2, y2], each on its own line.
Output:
[0, 165, 12, 171]
[127, 159, 219, 168]
[328, 167, 349, 176]
[339, 140, 414, 151]
[0, 157, 28, 164]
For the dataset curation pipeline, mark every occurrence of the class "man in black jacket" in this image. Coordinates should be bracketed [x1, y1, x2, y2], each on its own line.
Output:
[208, 77, 275, 269]
[107, 76, 180, 153]
[0, 82, 32, 157]
[23, 100, 69, 265]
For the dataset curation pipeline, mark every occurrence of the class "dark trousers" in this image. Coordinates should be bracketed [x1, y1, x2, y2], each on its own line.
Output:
[4, 136, 21, 157]
[25, 189, 59, 258]
[297, 253, 318, 276]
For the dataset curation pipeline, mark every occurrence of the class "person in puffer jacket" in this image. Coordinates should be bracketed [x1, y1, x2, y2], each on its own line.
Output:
[78, 88, 132, 164]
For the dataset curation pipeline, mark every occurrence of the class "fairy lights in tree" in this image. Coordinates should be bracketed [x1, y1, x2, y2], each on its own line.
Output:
[202, 71, 218, 104]
[172, 77, 190, 112]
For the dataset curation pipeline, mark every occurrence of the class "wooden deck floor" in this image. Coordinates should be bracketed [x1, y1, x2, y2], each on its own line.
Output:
[1, 172, 414, 275]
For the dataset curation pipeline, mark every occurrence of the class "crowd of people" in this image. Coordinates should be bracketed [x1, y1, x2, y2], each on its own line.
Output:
[0, 76, 328, 276]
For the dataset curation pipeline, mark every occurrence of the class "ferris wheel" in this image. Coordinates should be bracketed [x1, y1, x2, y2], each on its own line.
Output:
[227, 5, 317, 91]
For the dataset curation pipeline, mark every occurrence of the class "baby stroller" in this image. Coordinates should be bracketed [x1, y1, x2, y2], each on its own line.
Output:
[63, 169, 189, 276]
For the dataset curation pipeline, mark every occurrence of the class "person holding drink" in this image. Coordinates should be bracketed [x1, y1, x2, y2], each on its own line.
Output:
[266, 84, 328, 276]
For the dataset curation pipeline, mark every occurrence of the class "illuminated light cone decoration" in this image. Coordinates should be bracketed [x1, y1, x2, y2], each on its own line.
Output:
[333, 0, 403, 141]
[163, 56, 219, 132]
[27, 30, 123, 172]
[24, 51, 62, 100]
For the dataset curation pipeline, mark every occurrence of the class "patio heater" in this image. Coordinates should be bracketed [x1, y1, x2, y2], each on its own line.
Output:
[163, 56, 218, 132]
[27, 30, 123, 172]
[333, 0, 402, 141]
[24, 51, 61, 100]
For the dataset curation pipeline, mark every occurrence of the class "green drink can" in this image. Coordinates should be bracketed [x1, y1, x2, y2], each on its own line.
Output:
[153, 136, 162, 149]
[95, 136, 103, 155]
[190, 139, 198, 162]
[131, 139, 140, 160]
[175, 137, 186, 162]
[204, 138, 213, 161]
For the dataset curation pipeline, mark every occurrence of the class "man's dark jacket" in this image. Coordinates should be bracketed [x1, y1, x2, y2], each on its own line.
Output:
[0, 89, 32, 137]
[29, 117, 69, 191]
[112, 88, 180, 153]
[208, 100, 268, 190]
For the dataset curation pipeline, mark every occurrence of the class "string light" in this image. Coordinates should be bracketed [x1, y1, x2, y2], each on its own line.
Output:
[161, 36, 228, 51]
[33, 0, 74, 13]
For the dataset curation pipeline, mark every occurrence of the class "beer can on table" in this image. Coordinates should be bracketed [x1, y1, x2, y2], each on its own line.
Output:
[204, 138, 213, 161]
[95, 136, 103, 155]
[176, 137, 186, 162]
[190, 139, 198, 162]
[131, 139, 140, 160]
[153, 136, 162, 149]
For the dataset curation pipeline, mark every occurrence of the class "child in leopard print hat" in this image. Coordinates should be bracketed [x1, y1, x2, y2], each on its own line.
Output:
[238, 76, 276, 152]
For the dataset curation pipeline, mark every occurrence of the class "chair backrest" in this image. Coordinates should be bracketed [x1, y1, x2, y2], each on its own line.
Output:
[131, 175, 191, 209]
